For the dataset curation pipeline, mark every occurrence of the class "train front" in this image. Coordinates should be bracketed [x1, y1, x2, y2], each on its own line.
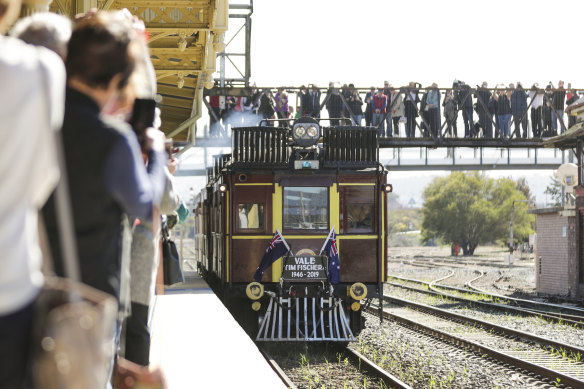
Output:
[221, 117, 389, 342]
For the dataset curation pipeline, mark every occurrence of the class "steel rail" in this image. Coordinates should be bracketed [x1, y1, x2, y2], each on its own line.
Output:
[389, 274, 584, 324]
[367, 304, 584, 389]
[344, 347, 413, 389]
[387, 278, 584, 329]
[384, 294, 584, 358]
[259, 349, 298, 389]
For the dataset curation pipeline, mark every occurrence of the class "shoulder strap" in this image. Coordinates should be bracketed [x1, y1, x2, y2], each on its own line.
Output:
[38, 54, 81, 282]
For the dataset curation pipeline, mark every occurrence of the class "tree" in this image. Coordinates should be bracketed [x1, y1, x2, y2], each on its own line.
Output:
[544, 175, 562, 207]
[421, 172, 533, 255]
[515, 177, 534, 203]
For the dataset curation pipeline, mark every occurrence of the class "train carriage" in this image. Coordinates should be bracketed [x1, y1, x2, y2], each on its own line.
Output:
[193, 117, 389, 342]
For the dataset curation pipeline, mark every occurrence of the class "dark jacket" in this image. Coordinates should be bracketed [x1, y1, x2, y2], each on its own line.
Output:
[404, 89, 420, 117]
[474, 88, 491, 113]
[364, 91, 374, 115]
[43, 88, 131, 299]
[510, 89, 528, 113]
[456, 85, 473, 108]
[348, 95, 363, 115]
[552, 88, 566, 110]
[258, 93, 275, 117]
[326, 93, 343, 114]
[304, 90, 321, 116]
[496, 94, 512, 115]
[566, 93, 578, 107]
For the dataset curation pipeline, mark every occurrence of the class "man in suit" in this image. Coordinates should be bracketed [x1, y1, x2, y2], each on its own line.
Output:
[305, 84, 321, 118]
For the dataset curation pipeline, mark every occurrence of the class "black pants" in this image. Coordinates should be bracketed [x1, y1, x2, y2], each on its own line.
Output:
[531, 107, 542, 137]
[478, 110, 492, 138]
[328, 110, 342, 126]
[364, 108, 372, 126]
[462, 107, 474, 137]
[445, 116, 458, 137]
[276, 111, 289, 128]
[569, 114, 577, 129]
[428, 108, 440, 138]
[124, 302, 151, 366]
[512, 112, 528, 138]
[405, 113, 417, 138]
[392, 117, 400, 136]
[0, 300, 35, 389]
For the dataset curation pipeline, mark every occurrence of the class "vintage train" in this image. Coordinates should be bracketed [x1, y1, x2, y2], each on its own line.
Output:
[192, 117, 390, 342]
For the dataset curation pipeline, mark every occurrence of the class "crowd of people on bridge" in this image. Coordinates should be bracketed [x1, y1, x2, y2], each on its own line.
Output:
[1, 2, 186, 387]
[208, 80, 581, 140]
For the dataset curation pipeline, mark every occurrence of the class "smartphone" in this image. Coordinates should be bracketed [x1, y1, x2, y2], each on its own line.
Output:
[129, 98, 157, 135]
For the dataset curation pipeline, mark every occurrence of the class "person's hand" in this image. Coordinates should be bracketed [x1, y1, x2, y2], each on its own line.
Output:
[167, 158, 178, 175]
[145, 127, 166, 153]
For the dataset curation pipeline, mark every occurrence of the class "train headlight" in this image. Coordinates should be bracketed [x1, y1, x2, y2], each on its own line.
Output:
[349, 282, 367, 301]
[307, 125, 318, 137]
[382, 184, 393, 193]
[292, 117, 320, 147]
[351, 302, 361, 311]
[294, 126, 306, 137]
[246, 282, 264, 300]
[251, 302, 261, 311]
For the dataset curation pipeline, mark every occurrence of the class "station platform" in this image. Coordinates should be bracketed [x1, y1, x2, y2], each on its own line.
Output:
[148, 270, 287, 389]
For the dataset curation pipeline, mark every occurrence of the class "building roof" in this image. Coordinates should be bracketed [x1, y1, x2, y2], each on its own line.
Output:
[527, 207, 565, 215]
[543, 121, 584, 149]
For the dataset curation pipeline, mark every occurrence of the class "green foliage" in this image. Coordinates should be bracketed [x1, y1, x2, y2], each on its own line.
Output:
[544, 175, 563, 207]
[421, 172, 534, 255]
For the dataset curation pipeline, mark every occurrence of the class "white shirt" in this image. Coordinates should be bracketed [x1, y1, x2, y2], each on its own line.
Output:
[0, 36, 65, 315]
[529, 90, 544, 109]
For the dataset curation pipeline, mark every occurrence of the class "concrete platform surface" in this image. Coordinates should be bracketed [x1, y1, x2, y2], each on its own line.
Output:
[149, 292, 287, 388]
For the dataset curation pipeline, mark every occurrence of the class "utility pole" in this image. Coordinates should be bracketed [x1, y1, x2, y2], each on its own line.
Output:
[509, 199, 530, 266]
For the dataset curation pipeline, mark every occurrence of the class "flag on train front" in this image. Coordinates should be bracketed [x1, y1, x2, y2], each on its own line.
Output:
[321, 227, 340, 284]
[253, 230, 290, 282]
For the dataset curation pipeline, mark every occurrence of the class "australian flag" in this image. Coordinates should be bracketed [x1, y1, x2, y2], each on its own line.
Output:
[321, 227, 340, 284]
[253, 230, 290, 282]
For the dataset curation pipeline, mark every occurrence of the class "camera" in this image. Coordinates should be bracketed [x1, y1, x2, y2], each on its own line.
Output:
[129, 98, 156, 151]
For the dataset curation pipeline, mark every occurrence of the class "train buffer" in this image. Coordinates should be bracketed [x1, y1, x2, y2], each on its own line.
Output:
[148, 271, 287, 388]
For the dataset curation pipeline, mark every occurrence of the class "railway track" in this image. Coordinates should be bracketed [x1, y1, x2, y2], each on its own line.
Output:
[465, 270, 584, 320]
[343, 346, 412, 389]
[260, 349, 298, 389]
[260, 343, 412, 388]
[367, 296, 584, 388]
[388, 274, 584, 328]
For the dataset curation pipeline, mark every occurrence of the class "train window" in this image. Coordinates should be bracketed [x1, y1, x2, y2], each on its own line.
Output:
[283, 187, 328, 230]
[237, 203, 264, 229]
[341, 186, 375, 234]
[347, 203, 374, 233]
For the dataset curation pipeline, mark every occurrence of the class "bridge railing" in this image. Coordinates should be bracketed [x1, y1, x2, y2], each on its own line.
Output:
[202, 84, 578, 143]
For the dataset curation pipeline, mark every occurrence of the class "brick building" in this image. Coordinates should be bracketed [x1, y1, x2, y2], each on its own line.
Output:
[528, 207, 579, 297]
[537, 97, 584, 299]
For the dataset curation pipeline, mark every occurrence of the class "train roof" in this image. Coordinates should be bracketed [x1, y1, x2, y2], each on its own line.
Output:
[206, 126, 384, 185]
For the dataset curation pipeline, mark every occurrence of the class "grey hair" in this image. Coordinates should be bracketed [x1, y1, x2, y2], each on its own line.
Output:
[10, 12, 72, 58]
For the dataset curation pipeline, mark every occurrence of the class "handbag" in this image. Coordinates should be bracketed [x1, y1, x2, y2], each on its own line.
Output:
[162, 226, 184, 285]
[33, 278, 118, 389]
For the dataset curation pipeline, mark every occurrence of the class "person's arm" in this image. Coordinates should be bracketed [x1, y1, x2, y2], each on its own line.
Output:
[104, 130, 166, 220]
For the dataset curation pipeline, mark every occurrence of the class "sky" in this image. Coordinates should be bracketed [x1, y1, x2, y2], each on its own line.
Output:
[248, 0, 584, 89]
[177, 0, 583, 205]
